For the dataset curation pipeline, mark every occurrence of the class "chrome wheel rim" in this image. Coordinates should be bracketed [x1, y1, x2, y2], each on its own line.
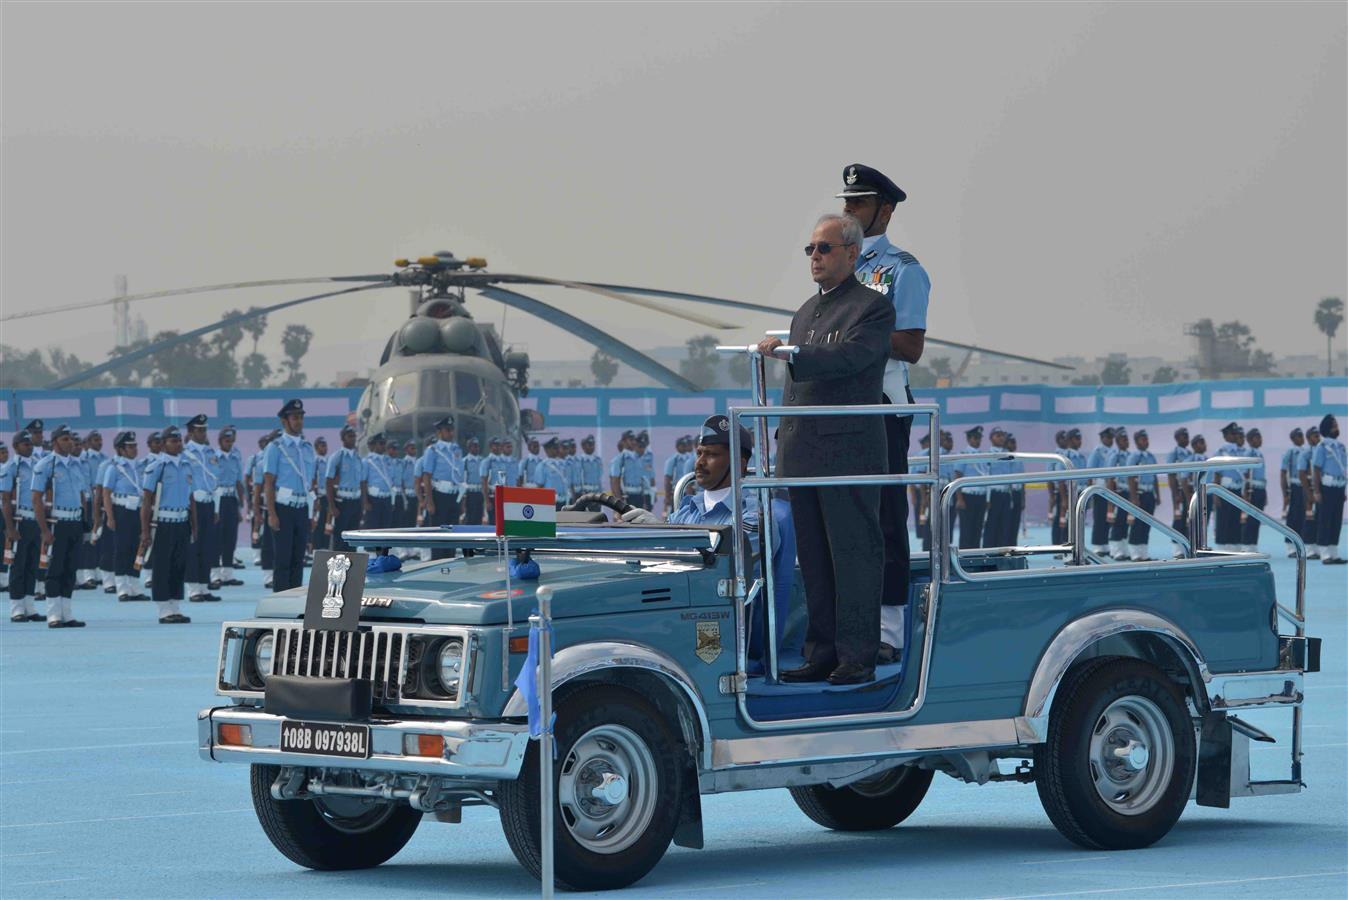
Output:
[557, 724, 659, 854]
[849, 766, 912, 798]
[1088, 695, 1174, 816]
[314, 796, 399, 834]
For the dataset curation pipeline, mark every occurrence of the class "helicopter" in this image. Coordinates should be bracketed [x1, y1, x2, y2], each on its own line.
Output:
[9, 251, 1073, 448]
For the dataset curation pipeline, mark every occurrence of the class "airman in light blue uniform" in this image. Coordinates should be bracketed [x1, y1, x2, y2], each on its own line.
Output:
[3, 432, 42, 620]
[1310, 414, 1346, 563]
[577, 435, 604, 495]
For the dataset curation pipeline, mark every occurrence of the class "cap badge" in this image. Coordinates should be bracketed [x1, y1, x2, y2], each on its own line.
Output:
[846, 166, 858, 185]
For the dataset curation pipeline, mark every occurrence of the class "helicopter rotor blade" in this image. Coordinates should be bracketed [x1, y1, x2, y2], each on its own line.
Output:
[0, 275, 393, 324]
[570, 282, 795, 317]
[920, 337, 1074, 370]
[46, 283, 394, 389]
[482, 274, 736, 329]
[475, 286, 701, 393]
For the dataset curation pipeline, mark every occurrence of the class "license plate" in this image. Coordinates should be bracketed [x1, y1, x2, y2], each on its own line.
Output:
[280, 720, 371, 759]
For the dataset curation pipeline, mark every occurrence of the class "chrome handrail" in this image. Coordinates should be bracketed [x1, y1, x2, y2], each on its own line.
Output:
[1070, 485, 1192, 565]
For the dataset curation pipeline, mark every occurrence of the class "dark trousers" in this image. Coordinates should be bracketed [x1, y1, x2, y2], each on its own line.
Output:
[150, 520, 189, 602]
[272, 504, 309, 592]
[1006, 489, 1024, 546]
[464, 490, 484, 526]
[217, 495, 240, 566]
[1172, 491, 1189, 534]
[877, 403, 912, 608]
[9, 520, 40, 599]
[329, 498, 362, 551]
[1316, 485, 1346, 548]
[1109, 497, 1130, 544]
[1214, 497, 1241, 546]
[958, 493, 987, 549]
[1300, 487, 1319, 544]
[1090, 493, 1111, 547]
[311, 496, 327, 550]
[1241, 487, 1267, 545]
[259, 519, 274, 569]
[789, 484, 882, 669]
[45, 520, 83, 598]
[391, 496, 405, 529]
[96, 517, 115, 571]
[1050, 491, 1066, 545]
[1128, 492, 1157, 546]
[187, 499, 218, 586]
[112, 506, 141, 577]
[1286, 485, 1304, 542]
[364, 497, 393, 530]
[430, 490, 460, 560]
[983, 491, 1010, 547]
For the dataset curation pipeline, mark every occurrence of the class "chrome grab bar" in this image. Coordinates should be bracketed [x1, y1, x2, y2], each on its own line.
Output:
[1070, 484, 1192, 565]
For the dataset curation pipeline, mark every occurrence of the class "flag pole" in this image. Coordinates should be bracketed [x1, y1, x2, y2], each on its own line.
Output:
[536, 583, 555, 899]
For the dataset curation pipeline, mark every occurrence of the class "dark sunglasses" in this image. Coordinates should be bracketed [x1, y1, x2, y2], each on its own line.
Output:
[803, 241, 854, 256]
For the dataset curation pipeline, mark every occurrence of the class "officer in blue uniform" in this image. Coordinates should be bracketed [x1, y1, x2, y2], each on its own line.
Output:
[81, 430, 115, 592]
[538, 438, 570, 508]
[664, 435, 690, 512]
[610, 431, 646, 506]
[1105, 426, 1133, 559]
[324, 425, 363, 551]
[400, 441, 419, 527]
[910, 432, 932, 550]
[140, 425, 195, 623]
[24, 420, 48, 461]
[181, 414, 221, 602]
[0, 439, 7, 594]
[263, 400, 318, 591]
[1166, 427, 1193, 535]
[1282, 428, 1306, 557]
[1003, 433, 1026, 546]
[982, 427, 1011, 547]
[578, 434, 603, 497]
[635, 431, 655, 511]
[954, 426, 989, 549]
[2, 432, 44, 621]
[669, 415, 795, 667]
[214, 426, 245, 587]
[1239, 428, 1268, 552]
[1086, 427, 1116, 554]
[1125, 429, 1158, 560]
[102, 431, 147, 601]
[362, 433, 396, 529]
[420, 417, 464, 559]
[460, 437, 484, 525]
[31, 425, 88, 627]
[838, 163, 930, 630]
[310, 435, 330, 557]
[1311, 414, 1346, 564]
[247, 431, 274, 583]
[1212, 422, 1246, 551]
[1298, 427, 1320, 556]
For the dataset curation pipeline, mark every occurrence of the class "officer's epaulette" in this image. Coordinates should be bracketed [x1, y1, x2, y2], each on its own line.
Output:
[897, 250, 920, 266]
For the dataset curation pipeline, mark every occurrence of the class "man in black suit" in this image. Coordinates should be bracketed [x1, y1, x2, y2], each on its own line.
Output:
[758, 213, 893, 685]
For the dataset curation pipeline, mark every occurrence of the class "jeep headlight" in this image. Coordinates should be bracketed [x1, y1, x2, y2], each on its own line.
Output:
[253, 633, 275, 684]
[436, 638, 463, 697]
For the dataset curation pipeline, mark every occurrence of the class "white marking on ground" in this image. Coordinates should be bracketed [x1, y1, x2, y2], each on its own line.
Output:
[1018, 856, 1110, 865]
[0, 807, 252, 829]
[981, 869, 1348, 900]
[0, 739, 194, 756]
[0, 850, 58, 858]
[7, 878, 87, 887]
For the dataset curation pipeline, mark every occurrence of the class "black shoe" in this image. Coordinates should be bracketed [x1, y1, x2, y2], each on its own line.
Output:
[877, 642, 900, 665]
[202, 593, 222, 602]
[34, 593, 46, 601]
[81, 580, 99, 590]
[224, 578, 244, 587]
[160, 614, 191, 624]
[827, 663, 876, 685]
[11, 614, 26, 623]
[189, 594, 206, 603]
[1307, 552, 1320, 560]
[780, 659, 836, 683]
[173, 613, 191, 623]
[208, 580, 222, 591]
[25, 613, 44, 622]
[104, 586, 117, 594]
[1325, 557, 1347, 565]
[48, 619, 86, 628]
[233, 558, 245, 568]
[133, 593, 150, 601]
[118, 594, 133, 602]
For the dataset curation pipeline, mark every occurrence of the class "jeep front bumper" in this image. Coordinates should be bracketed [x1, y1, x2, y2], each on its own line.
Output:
[198, 706, 530, 780]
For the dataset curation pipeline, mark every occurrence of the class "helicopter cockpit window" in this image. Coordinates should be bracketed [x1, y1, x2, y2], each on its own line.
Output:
[382, 373, 418, 417]
[455, 372, 485, 413]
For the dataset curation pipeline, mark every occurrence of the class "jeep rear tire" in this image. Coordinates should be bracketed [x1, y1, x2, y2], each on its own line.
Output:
[498, 684, 684, 891]
[1034, 657, 1196, 850]
[249, 764, 422, 870]
[789, 764, 934, 831]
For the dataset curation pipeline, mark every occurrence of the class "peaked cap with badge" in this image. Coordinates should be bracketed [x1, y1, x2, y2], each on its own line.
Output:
[698, 414, 753, 457]
[836, 163, 906, 204]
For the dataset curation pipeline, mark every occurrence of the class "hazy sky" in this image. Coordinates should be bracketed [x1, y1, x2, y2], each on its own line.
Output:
[3, 1, 1345, 384]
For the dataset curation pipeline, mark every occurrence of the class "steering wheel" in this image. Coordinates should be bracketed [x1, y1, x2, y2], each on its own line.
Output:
[562, 492, 635, 516]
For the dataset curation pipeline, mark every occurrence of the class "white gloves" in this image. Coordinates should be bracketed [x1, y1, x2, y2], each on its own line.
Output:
[621, 508, 661, 525]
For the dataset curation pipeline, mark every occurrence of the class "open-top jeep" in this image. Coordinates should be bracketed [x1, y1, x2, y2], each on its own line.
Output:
[200, 401, 1319, 892]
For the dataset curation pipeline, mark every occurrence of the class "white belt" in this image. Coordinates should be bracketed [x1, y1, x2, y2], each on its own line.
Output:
[990, 485, 1011, 493]
[432, 480, 459, 493]
[156, 509, 189, 523]
[367, 488, 391, 499]
[52, 507, 83, 521]
[1220, 476, 1243, 487]
[1249, 480, 1266, 489]
[1323, 475, 1347, 487]
[15, 508, 35, 521]
[464, 485, 482, 493]
[192, 490, 213, 503]
[336, 488, 360, 500]
[112, 494, 141, 510]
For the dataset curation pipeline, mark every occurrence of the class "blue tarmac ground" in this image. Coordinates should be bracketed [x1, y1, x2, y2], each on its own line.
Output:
[1, 526, 1345, 900]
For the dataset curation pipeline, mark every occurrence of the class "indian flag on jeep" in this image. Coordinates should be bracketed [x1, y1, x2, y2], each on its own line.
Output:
[494, 486, 558, 538]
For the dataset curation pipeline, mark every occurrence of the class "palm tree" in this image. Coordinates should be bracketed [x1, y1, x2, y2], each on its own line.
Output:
[1314, 297, 1344, 375]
